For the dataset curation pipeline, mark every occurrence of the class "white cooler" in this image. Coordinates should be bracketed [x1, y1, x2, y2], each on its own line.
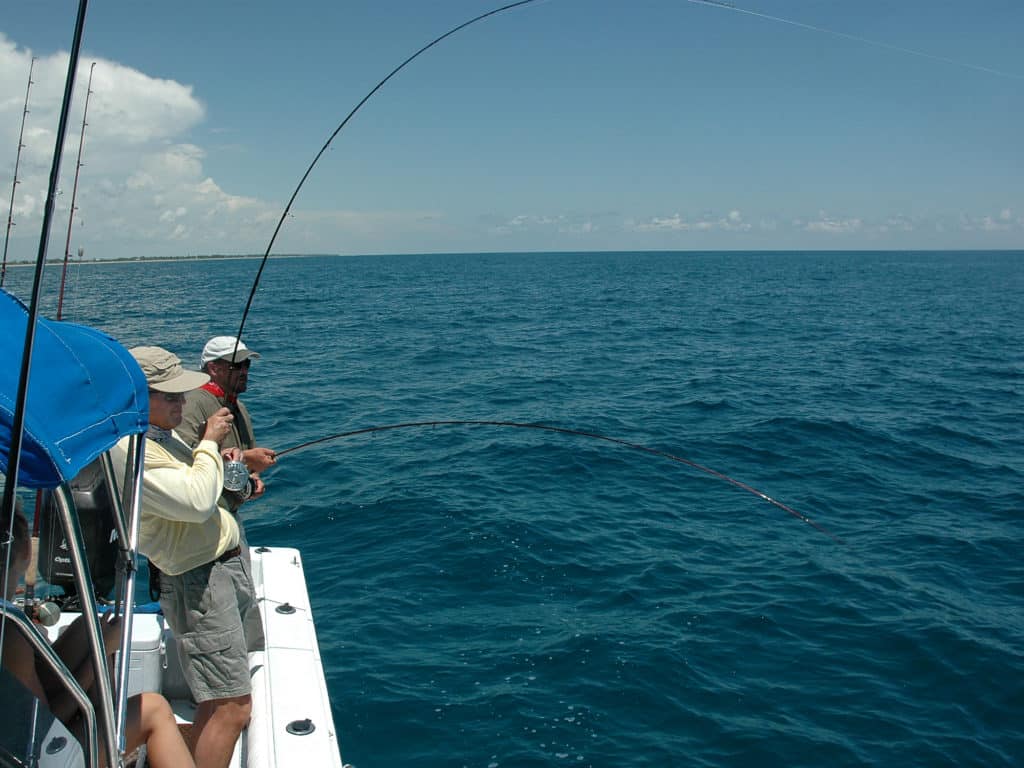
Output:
[126, 612, 165, 697]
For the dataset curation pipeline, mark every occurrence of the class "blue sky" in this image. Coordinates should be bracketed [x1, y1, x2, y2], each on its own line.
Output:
[1, 1, 1022, 260]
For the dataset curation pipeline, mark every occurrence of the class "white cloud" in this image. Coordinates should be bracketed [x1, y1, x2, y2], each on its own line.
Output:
[3, 32, 1019, 258]
[958, 208, 1021, 232]
[880, 214, 915, 233]
[632, 213, 689, 232]
[0, 33, 276, 259]
[89, 66, 203, 146]
[490, 213, 597, 236]
[802, 212, 863, 234]
[720, 210, 750, 232]
[158, 207, 187, 223]
[629, 209, 751, 233]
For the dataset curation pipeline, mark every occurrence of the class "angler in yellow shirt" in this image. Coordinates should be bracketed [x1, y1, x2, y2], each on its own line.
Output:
[110, 346, 255, 768]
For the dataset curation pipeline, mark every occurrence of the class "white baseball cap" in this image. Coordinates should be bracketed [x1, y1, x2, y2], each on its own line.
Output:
[200, 336, 261, 366]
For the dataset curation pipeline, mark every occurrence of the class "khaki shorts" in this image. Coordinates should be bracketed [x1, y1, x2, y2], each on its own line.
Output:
[159, 555, 254, 702]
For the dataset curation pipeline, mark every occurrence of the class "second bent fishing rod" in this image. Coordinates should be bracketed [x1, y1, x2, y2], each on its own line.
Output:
[224, 1, 841, 543]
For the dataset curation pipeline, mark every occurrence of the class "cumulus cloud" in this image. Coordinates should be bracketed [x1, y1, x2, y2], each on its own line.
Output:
[3, 30, 1019, 258]
[802, 212, 863, 234]
[490, 213, 598, 236]
[879, 214, 915, 233]
[629, 209, 751, 233]
[2, 39, 201, 174]
[958, 208, 1021, 232]
[0, 33, 276, 259]
[631, 213, 689, 232]
[486, 205, 1023, 247]
[89, 67, 203, 146]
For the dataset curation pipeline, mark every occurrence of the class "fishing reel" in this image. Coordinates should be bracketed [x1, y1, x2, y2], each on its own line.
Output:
[21, 598, 62, 627]
[223, 460, 254, 500]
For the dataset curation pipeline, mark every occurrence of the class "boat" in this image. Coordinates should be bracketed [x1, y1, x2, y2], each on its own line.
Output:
[0, 3, 345, 763]
[1, 288, 345, 768]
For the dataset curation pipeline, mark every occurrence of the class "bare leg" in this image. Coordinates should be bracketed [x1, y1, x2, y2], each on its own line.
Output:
[49, 614, 120, 672]
[39, 614, 120, 724]
[190, 694, 251, 768]
[124, 693, 195, 768]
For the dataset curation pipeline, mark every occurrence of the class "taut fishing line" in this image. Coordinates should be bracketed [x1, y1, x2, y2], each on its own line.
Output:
[688, 0, 1023, 80]
[233, 0, 1018, 346]
[225, 0, 897, 543]
[232, 0, 546, 351]
[274, 420, 843, 543]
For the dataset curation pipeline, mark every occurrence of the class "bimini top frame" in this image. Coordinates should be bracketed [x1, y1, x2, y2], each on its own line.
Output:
[1, 287, 149, 767]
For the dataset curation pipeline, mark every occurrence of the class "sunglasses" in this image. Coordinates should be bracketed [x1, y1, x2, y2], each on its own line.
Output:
[213, 359, 251, 371]
[149, 390, 186, 403]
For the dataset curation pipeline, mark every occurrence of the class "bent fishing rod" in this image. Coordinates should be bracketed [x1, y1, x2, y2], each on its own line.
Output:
[224, 2, 844, 544]
[229, 0, 1024, 358]
[230, 0, 544, 357]
[231, 0, 1024, 357]
[274, 420, 843, 543]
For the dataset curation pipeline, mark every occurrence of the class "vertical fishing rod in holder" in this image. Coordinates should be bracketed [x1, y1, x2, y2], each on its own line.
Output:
[229, 0, 543, 360]
[2, 1, 89, 564]
[1, 57, 37, 287]
[58, 61, 97, 321]
[0, 3, 124, 766]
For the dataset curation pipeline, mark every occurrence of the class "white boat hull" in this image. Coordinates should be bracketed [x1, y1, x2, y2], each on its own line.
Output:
[43, 546, 343, 768]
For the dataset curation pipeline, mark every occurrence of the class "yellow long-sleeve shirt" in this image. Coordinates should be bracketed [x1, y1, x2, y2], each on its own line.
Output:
[111, 431, 239, 576]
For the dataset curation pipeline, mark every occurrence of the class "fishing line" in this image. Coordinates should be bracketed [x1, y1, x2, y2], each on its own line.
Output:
[232, 0, 1018, 349]
[688, 0, 1023, 80]
[225, 1, 855, 546]
[231, 0, 546, 355]
[274, 420, 843, 543]
[218, 1, 1005, 547]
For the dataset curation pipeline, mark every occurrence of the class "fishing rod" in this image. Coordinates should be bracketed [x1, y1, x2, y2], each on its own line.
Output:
[221, 0, 1017, 545]
[222, 1, 847, 544]
[228, 0, 1018, 339]
[2, 6, 125, 766]
[229, 0, 544, 358]
[275, 420, 843, 543]
[2, 0, 88, 702]
[1, 57, 38, 287]
[57, 61, 96, 321]
[1, 1, 89, 545]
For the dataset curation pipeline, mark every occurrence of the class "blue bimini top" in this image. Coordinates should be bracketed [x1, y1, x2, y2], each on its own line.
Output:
[0, 288, 148, 488]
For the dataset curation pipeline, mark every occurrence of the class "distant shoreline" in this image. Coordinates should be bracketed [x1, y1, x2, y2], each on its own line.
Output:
[3, 253, 317, 267]
[3, 248, 1021, 268]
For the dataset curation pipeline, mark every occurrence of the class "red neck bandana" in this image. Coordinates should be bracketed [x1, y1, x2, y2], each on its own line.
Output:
[201, 381, 237, 405]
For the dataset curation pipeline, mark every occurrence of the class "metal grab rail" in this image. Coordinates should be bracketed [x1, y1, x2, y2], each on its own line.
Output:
[0, 604, 97, 767]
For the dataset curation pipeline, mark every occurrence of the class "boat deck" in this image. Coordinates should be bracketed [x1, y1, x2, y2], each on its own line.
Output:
[43, 546, 343, 768]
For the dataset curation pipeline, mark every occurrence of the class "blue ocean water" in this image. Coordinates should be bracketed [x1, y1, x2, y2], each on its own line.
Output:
[7, 251, 1023, 766]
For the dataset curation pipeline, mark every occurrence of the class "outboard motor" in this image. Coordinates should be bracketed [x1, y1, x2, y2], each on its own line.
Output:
[37, 457, 119, 607]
